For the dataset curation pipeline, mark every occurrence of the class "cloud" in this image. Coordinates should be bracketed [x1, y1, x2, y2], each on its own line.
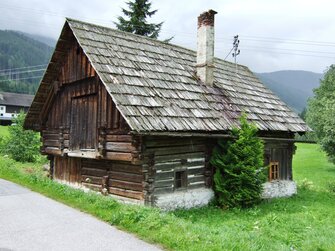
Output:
[0, 0, 334, 73]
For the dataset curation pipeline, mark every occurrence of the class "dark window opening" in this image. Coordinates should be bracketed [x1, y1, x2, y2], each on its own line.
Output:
[269, 161, 280, 181]
[175, 170, 187, 189]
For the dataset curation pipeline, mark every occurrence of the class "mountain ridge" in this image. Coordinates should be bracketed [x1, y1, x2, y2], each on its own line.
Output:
[256, 70, 322, 113]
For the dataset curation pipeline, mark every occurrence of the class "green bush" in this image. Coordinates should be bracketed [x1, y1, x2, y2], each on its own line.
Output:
[210, 114, 265, 208]
[1, 112, 41, 162]
[306, 65, 335, 164]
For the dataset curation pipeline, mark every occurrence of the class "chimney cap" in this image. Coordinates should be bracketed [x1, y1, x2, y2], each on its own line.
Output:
[198, 9, 218, 28]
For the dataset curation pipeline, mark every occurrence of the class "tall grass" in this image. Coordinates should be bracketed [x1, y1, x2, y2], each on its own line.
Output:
[0, 125, 9, 137]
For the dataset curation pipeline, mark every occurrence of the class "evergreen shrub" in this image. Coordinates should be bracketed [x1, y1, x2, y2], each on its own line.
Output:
[210, 114, 266, 208]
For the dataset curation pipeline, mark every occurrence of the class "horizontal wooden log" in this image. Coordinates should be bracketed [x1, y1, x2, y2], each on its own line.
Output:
[153, 186, 174, 195]
[147, 144, 206, 156]
[82, 182, 101, 191]
[155, 152, 205, 163]
[144, 137, 204, 148]
[82, 175, 102, 185]
[42, 129, 59, 134]
[109, 179, 143, 191]
[188, 175, 205, 183]
[187, 168, 205, 176]
[105, 134, 132, 142]
[106, 152, 133, 162]
[82, 159, 112, 170]
[154, 179, 174, 188]
[108, 171, 143, 183]
[43, 134, 60, 140]
[67, 151, 97, 159]
[44, 140, 60, 147]
[188, 182, 206, 189]
[44, 147, 62, 155]
[105, 142, 136, 152]
[108, 187, 143, 200]
[110, 163, 142, 174]
[82, 167, 108, 177]
[155, 171, 174, 180]
[154, 161, 205, 171]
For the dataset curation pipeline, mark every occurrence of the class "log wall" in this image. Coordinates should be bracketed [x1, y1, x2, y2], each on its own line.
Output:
[142, 136, 213, 205]
[53, 156, 144, 200]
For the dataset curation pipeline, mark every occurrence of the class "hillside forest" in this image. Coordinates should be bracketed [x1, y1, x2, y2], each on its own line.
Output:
[0, 30, 53, 94]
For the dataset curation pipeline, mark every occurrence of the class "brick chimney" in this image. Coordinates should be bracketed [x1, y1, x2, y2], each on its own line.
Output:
[196, 9, 217, 86]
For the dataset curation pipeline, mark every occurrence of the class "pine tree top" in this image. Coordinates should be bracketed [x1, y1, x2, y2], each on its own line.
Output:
[115, 0, 163, 39]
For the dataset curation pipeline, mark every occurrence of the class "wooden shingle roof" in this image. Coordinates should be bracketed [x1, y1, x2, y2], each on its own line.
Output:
[0, 92, 33, 107]
[25, 18, 309, 133]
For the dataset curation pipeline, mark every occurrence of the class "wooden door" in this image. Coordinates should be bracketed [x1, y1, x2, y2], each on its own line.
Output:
[70, 94, 97, 150]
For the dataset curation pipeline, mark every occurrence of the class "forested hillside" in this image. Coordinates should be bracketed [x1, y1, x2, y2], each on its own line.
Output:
[0, 30, 53, 94]
[256, 70, 322, 113]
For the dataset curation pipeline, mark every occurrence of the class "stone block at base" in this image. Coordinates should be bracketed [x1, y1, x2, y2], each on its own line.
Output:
[262, 180, 297, 199]
[154, 188, 214, 211]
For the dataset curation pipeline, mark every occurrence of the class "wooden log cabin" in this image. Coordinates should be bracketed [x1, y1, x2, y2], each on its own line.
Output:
[24, 11, 309, 210]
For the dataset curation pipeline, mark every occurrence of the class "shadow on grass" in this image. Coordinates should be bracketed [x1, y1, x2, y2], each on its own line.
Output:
[325, 167, 335, 173]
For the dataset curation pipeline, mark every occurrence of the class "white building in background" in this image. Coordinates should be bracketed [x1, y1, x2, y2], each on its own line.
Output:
[0, 92, 33, 125]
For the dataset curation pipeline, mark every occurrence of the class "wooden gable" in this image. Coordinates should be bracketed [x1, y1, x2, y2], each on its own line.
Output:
[39, 26, 134, 160]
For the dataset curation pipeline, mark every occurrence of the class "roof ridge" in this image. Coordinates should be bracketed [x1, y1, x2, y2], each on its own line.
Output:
[65, 17, 247, 70]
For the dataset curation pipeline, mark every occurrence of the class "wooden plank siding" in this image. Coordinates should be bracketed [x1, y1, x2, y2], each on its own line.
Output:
[264, 141, 295, 180]
[41, 34, 132, 161]
[54, 156, 81, 184]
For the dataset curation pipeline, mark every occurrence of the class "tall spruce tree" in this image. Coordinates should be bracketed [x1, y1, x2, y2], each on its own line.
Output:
[115, 0, 163, 39]
[210, 114, 265, 208]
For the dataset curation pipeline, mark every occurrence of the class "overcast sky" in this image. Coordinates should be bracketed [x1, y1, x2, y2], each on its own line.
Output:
[1, 0, 334, 73]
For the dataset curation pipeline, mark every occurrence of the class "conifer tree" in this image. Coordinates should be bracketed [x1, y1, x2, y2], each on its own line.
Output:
[210, 114, 265, 208]
[115, 0, 163, 39]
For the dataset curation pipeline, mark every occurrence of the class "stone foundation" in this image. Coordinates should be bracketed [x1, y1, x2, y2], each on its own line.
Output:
[154, 188, 214, 211]
[262, 180, 297, 199]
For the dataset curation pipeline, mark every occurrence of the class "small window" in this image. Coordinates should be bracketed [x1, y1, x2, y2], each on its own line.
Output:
[0, 106, 4, 110]
[269, 162, 280, 181]
[0, 113, 3, 117]
[175, 170, 187, 189]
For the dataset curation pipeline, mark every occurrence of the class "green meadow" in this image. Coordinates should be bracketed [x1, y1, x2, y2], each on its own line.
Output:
[0, 130, 334, 251]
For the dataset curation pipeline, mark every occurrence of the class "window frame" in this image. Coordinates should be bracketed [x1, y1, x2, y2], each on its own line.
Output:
[269, 161, 280, 181]
[174, 170, 187, 190]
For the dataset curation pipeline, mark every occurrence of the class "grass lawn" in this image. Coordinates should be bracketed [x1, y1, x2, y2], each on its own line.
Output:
[0, 143, 334, 250]
[0, 125, 9, 137]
